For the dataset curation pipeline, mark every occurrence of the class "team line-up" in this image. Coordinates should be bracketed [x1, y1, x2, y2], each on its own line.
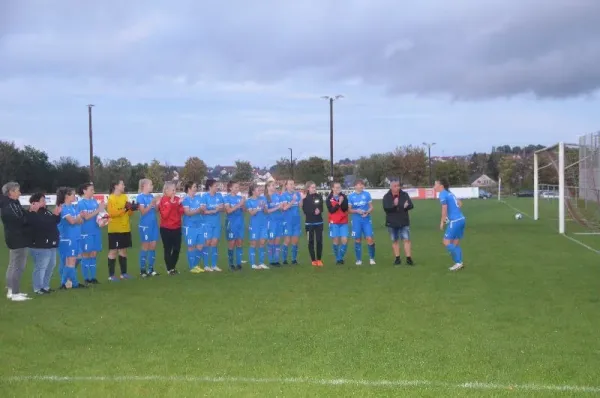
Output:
[2, 176, 466, 298]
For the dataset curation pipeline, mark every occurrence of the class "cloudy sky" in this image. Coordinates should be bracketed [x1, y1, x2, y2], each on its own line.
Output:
[1, 0, 599, 167]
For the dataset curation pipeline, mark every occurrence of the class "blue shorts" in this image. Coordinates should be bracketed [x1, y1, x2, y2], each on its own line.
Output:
[184, 226, 205, 247]
[283, 217, 302, 237]
[249, 224, 268, 241]
[204, 223, 221, 241]
[59, 238, 80, 259]
[388, 226, 410, 241]
[139, 223, 159, 243]
[80, 234, 102, 253]
[329, 223, 349, 239]
[267, 219, 283, 239]
[226, 218, 245, 241]
[351, 218, 374, 239]
[444, 218, 466, 240]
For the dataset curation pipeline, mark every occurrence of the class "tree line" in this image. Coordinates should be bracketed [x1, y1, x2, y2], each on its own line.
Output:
[0, 140, 571, 194]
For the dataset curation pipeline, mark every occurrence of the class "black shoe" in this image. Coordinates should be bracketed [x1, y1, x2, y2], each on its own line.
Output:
[394, 258, 402, 265]
[90, 279, 100, 284]
[236, 265, 242, 270]
[340, 259, 345, 265]
[229, 266, 236, 271]
[282, 261, 289, 265]
[75, 284, 88, 289]
[168, 269, 179, 276]
[35, 290, 45, 295]
[147, 271, 159, 277]
[140, 271, 148, 278]
[41, 288, 52, 294]
[291, 260, 298, 265]
[272, 263, 281, 267]
[60, 285, 68, 290]
[406, 257, 414, 266]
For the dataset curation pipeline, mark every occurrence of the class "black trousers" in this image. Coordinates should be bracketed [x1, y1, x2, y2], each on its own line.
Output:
[160, 227, 181, 271]
[306, 224, 323, 261]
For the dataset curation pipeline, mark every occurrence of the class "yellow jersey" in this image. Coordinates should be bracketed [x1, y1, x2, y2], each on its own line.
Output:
[107, 193, 132, 233]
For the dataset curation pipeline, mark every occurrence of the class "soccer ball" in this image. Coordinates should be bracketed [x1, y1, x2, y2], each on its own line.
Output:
[96, 212, 109, 227]
[515, 213, 523, 220]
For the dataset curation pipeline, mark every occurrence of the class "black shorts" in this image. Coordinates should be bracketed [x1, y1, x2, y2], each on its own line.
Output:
[108, 232, 132, 250]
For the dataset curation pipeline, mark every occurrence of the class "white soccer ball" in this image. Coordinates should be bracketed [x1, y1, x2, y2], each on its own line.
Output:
[96, 212, 109, 227]
[515, 213, 523, 220]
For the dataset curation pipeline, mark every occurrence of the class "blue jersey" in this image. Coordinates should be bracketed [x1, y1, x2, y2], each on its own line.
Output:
[224, 193, 244, 221]
[348, 191, 372, 220]
[439, 190, 464, 221]
[247, 196, 267, 225]
[266, 193, 282, 220]
[77, 198, 100, 235]
[280, 191, 302, 219]
[201, 192, 224, 225]
[182, 194, 203, 228]
[137, 193, 157, 227]
[60, 203, 81, 239]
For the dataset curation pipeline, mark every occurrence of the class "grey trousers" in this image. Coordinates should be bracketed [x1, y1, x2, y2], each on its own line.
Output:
[6, 248, 27, 294]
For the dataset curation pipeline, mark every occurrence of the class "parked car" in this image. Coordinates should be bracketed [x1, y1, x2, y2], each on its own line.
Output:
[541, 191, 559, 199]
[515, 190, 534, 197]
[479, 189, 493, 199]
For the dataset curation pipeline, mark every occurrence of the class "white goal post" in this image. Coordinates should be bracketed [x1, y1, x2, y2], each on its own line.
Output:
[534, 142, 566, 233]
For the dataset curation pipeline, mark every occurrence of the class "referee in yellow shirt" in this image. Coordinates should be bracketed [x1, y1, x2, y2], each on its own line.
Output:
[107, 180, 134, 281]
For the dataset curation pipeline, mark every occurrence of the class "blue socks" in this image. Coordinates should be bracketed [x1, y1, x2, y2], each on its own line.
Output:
[212, 247, 218, 268]
[187, 250, 197, 270]
[292, 245, 298, 262]
[368, 243, 376, 260]
[340, 244, 347, 261]
[258, 247, 265, 264]
[140, 250, 148, 272]
[333, 244, 339, 260]
[446, 244, 463, 263]
[89, 257, 97, 279]
[148, 250, 156, 273]
[235, 247, 243, 266]
[204, 247, 212, 267]
[354, 242, 362, 261]
[61, 266, 79, 287]
[81, 258, 90, 280]
[249, 247, 256, 265]
[282, 245, 289, 262]
[227, 249, 234, 267]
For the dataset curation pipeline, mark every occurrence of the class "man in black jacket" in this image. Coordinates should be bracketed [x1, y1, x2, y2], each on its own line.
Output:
[382, 180, 414, 265]
[28, 193, 61, 294]
[301, 181, 325, 266]
[1, 182, 31, 301]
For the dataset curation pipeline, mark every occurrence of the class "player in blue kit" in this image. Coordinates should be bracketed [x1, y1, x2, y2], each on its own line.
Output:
[137, 179, 160, 277]
[182, 181, 205, 274]
[348, 179, 376, 265]
[56, 187, 85, 289]
[201, 179, 224, 272]
[434, 179, 466, 271]
[280, 180, 302, 265]
[77, 183, 105, 284]
[224, 181, 245, 271]
[264, 181, 283, 266]
[246, 184, 269, 270]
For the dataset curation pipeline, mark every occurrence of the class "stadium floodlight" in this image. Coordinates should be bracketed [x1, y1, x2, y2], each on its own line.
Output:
[534, 134, 600, 239]
[87, 104, 95, 183]
[422, 142, 436, 186]
[288, 148, 294, 178]
[322, 95, 344, 182]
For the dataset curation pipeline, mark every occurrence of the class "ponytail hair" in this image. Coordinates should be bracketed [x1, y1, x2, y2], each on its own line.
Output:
[248, 184, 256, 197]
[184, 181, 196, 194]
[78, 182, 93, 196]
[138, 178, 152, 193]
[205, 178, 216, 192]
[56, 187, 75, 206]
[227, 181, 237, 193]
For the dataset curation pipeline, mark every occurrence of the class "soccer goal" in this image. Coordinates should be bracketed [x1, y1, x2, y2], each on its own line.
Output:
[534, 133, 600, 239]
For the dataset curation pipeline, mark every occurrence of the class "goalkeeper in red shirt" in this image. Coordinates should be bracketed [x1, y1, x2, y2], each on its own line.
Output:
[326, 182, 349, 265]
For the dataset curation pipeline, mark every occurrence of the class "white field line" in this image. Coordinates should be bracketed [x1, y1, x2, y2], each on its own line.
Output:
[499, 201, 600, 255]
[573, 232, 600, 235]
[3, 375, 600, 393]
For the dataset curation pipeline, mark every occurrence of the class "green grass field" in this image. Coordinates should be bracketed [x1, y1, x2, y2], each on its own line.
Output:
[1, 199, 600, 397]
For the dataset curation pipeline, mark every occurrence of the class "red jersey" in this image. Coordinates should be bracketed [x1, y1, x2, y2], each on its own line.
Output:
[158, 195, 184, 229]
[327, 192, 348, 225]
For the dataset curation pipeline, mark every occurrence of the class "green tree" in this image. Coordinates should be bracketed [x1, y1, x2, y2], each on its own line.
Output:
[53, 157, 89, 188]
[129, 163, 149, 191]
[498, 156, 518, 191]
[181, 156, 208, 183]
[296, 156, 328, 186]
[146, 159, 165, 191]
[106, 157, 133, 190]
[355, 153, 393, 187]
[20, 146, 54, 193]
[0, 141, 25, 186]
[468, 152, 489, 178]
[272, 158, 293, 180]
[233, 160, 254, 182]
[434, 159, 469, 186]
[390, 145, 428, 186]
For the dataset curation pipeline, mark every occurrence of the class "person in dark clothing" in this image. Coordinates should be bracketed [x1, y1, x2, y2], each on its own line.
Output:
[301, 181, 324, 266]
[326, 182, 349, 265]
[382, 180, 415, 265]
[28, 193, 61, 294]
[1, 182, 31, 301]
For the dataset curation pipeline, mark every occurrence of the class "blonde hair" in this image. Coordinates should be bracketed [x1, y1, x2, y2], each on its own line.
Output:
[138, 178, 152, 193]
[163, 181, 176, 194]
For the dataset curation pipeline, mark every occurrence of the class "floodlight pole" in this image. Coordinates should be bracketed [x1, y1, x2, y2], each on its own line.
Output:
[558, 142, 565, 234]
[288, 147, 294, 179]
[322, 95, 343, 182]
[88, 104, 95, 182]
[422, 142, 436, 185]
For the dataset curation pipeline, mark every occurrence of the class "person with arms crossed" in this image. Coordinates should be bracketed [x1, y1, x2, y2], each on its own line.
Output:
[27, 193, 61, 294]
[1, 182, 31, 301]
[302, 181, 324, 266]
[326, 182, 349, 265]
[382, 180, 414, 265]
[348, 180, 376, 265]
[137, 179, 161, 277]
[224, 181, 245, 271]
[246, 184, 269, 270]
[264, 181, 283, 266]
[181, 182, 205, 274]
[77, 182, 105, 284]
[158, 182, 184, 275]
[434, 179, 466, 271]
[56, 187, 85, 289]
[201, 179, 224, 272]
[280, 180, 302, 265]
[106, 180, 135, 281]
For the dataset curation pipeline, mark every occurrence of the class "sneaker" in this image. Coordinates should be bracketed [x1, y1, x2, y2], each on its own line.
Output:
[449, 263, 464, 271]
[120, 274, 132, 280]
[35, 290, 45, 295]
[259, 264, 269, 270]
[108, 276, 119, 282]
[60, 284, 68, 290]
[406, 257, 414, 266]
[169, 269, 180, 275]
[355, 260, 362, 266]
[190, 266, 204, 274]
[212, 266, 222, 272]
[236, 265, 242, 270]
[10, 294, 31, 301]
[74, 284, 87, 289]
[65, 280, 73, 289]
[90, 279, 100, 284]
[291, 260, 298, 265]
[8, 292, 29, 299]
[140, 271, 148, 278]
[41, 288, 52, 294]
[394, 258, 402, 265]
[316, 260, 324, 267]
[251, 264, 261, 270]
[204, 267, 213, 272]
[148, 271, 159, 277]
[311, 261, 318, 266]
[336, 260, 342, 265]
[369, 259, 376, 265]
[282, 261, 289, 265]
[340, 259, 345, 265]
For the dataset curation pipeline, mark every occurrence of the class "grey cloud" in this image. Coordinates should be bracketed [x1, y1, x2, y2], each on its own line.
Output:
[2, 0, 600, 99]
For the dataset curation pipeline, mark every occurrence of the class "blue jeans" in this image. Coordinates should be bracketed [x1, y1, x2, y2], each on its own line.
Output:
[30, 248, 57, 292]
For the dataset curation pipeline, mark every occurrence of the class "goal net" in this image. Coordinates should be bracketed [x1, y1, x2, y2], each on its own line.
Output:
[534, 133, 600, 242]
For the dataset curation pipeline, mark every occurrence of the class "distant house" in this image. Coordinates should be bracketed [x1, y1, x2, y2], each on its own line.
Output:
[471, 174, 497, 187]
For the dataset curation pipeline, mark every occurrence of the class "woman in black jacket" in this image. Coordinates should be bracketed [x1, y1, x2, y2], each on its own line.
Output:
[28, 193, 61, 294]
[301, 181, 324, 266]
